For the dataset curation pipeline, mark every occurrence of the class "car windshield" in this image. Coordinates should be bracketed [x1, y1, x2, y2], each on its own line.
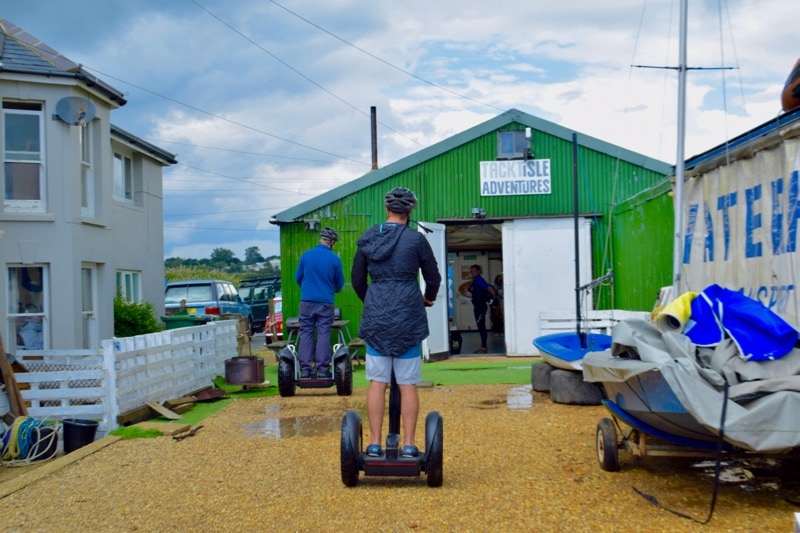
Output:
[165, 285, 213, 304]
[237, 288, 251, 303]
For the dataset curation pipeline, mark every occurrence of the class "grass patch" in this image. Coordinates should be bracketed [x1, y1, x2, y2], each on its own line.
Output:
[109, 426, 164, 439]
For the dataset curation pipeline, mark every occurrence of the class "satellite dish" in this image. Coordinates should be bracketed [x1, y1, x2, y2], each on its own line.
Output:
[55, 96, 96, 126]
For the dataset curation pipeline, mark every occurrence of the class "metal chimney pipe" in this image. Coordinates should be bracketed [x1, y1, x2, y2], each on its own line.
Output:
[371, 106, 378, 170]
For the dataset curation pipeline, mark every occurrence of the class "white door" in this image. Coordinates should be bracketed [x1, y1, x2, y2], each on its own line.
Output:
[419, 221, 449, 360]
[502, 218, 592, 355]
[81, 265, 98, 349]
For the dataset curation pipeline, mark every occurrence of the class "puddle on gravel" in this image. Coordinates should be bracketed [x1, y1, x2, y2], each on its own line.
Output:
[477, 385, 533, 410]
[243, 403, 346, 439]
[243, 414, 340, 439]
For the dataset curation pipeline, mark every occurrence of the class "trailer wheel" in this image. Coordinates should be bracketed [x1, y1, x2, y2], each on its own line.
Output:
[597, 418, 619, 472]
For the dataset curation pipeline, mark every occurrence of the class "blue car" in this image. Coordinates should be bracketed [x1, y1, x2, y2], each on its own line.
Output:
[165, 279, 252, 333]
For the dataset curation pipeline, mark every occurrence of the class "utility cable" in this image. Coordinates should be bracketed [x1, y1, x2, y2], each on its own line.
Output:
[192, 0, 422, 147]
[267, 0, 506, 114]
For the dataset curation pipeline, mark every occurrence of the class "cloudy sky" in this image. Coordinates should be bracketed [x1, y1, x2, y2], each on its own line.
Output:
[2, 0, 795, 260]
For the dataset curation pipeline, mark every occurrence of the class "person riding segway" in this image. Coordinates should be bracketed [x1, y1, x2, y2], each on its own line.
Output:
[278, 226, 352, 397]
[341, 187, 443, 486]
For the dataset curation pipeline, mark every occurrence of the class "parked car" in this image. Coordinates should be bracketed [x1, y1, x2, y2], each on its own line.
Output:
[165, 279, 253, 333]
[264, 296, 283, 340]
[237, 276, 280, 333]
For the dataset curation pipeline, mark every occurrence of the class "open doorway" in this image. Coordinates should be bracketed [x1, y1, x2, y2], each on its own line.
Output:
[445, 223, 506, 356]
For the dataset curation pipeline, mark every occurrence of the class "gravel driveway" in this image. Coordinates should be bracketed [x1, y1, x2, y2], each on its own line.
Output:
[0, 382, 796, 531]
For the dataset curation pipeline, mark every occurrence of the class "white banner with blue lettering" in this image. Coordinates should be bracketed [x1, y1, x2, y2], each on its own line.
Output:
[682, 136, 800, 328]
[479, 160, 551, 196]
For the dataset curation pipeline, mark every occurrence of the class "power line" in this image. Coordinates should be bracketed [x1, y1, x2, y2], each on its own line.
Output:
[191, 0, 423, 147]
[82, 65, 368, 165]
[268, 0, 506, 113]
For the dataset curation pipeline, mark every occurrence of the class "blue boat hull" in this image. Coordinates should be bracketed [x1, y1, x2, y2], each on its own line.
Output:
[599, 369, 718, 443]
[533, 332, 612, 371]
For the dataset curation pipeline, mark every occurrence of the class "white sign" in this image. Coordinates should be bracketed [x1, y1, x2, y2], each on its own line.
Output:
[682, 137, 800, 327]
[479, 160, 551, 197]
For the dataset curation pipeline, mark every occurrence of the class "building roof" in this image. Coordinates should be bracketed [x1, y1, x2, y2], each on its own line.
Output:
[112, 125, 177, 166]
[271, 108, 672, 224]
[0, 18, 126, 105]
[685, 106, 800, 174]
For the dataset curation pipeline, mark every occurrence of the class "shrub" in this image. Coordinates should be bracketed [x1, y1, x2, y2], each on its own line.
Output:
[114, 296, 163, 337]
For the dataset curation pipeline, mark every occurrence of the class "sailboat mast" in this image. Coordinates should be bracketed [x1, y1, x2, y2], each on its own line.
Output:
[672, 0, 688, 297]
[572, 133, 586, 348]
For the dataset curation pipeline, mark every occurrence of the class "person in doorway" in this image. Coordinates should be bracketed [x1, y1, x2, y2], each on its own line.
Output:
[351, 187, 441, 458]
[295, 227, 345, 379]
[460, 264, 498, 353]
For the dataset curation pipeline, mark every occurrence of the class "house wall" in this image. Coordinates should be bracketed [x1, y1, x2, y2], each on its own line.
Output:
[1, 78, 168, 352]
[277, 121, 673, 347]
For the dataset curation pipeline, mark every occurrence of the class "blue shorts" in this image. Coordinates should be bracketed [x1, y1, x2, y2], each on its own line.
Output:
[365, 343, 422, 385]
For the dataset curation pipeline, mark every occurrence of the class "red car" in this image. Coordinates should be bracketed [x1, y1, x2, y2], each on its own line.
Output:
[264, 296, 283, 340]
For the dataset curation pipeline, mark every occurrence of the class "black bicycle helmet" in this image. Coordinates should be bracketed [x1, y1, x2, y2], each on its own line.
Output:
[384, 187, 418, 213]
[320, 227, 339, 242]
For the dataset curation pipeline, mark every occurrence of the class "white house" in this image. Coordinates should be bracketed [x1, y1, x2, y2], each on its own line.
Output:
[0, 18, 175, 354]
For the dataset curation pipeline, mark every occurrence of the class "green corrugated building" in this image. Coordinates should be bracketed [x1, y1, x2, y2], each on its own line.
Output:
[272, 108, 674, 358]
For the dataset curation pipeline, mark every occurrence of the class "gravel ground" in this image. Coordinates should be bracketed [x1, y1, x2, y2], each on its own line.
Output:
[0, 380, 797, 531]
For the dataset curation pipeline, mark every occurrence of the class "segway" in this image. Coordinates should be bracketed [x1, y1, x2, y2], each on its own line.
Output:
[277, 343, 353, 397]
[340, 371, 444, 487]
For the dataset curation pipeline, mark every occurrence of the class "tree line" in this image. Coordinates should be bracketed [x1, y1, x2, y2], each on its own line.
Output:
[165, 246, 280, 283]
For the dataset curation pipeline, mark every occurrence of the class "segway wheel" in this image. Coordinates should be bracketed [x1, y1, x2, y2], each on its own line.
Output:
[424, 411, 444, 487]
[277, 358, 296, 397]
[596, 417, 619, 472]
[335, 356, 353, 396]
[340, 410, 362, 487]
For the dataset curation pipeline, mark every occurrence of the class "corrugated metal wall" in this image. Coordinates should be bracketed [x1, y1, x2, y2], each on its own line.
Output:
[278, 123, 673, 338]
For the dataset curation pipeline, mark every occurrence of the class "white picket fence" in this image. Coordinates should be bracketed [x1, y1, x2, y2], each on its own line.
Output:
[11, 320, 238, 441]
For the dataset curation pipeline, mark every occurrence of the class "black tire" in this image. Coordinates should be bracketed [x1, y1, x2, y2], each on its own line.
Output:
[335, 356, 353, 396]
[597, 418, 620, 472]
[424, 411, 444, 487]
[277, 358, 296, 397]
[340, 410, 362, 487]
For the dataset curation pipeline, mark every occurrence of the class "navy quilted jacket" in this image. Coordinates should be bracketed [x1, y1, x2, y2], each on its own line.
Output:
[351, 222, 441, 357]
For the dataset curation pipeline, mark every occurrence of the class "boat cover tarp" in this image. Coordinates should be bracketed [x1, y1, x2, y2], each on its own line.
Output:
[684, 284, 798, 360]
[583, 319, 800, 453]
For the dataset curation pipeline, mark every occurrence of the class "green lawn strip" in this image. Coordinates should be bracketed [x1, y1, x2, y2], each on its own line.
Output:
[134, 359, 536, 434]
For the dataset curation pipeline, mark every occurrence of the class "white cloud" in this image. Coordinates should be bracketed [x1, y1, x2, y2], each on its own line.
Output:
[3, 0, 796, 260]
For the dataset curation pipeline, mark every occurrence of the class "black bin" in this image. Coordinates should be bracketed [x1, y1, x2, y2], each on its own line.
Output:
[62, 419, 99, 453]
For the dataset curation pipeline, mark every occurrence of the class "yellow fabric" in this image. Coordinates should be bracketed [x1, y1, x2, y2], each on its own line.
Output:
[655, 291, 698, 332]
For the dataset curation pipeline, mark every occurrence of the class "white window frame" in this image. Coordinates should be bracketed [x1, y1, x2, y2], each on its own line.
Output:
[116, 270, 141, 302]
[7, 264, 49, 353]
[80, 122, 95, 217]
[113, 152, 134, 203]
[496, 130, 528, 160]
[3, 103, 46, 213]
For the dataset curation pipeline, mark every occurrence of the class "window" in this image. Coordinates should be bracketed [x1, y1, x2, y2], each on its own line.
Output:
[7, 265, 48, 352]
[80, 123, 94, 216]
[3, 102, 45, 212]
[113, 152, 133, 202]
[116, 270, 141, 302]
[81, 266, 97, 349]
[496, 130, 529, 160]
